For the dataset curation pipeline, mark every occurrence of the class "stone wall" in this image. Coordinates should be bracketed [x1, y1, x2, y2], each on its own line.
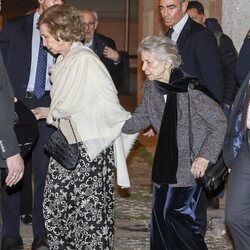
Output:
[222, 0, 250, 51]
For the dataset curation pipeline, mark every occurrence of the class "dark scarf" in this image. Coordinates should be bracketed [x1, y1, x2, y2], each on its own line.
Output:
[152, 68, 202, 184]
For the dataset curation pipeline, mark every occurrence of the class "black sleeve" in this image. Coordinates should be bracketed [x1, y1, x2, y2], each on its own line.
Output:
[236, 31, 250, 85]
[0, 52, 20, 160]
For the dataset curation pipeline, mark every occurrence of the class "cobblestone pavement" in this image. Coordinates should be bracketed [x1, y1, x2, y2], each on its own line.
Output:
[21, 147, 234, 249]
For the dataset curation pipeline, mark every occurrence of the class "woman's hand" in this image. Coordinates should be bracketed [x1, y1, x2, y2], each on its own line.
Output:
[143, 128, 156, 137]
[191, 157, 209, 178]
[32, 107, 49, 120]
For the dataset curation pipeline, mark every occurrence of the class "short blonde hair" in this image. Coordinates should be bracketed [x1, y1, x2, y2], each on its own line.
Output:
[38, 4, 84, 42]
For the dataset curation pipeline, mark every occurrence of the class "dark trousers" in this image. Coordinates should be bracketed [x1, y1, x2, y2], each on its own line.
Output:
[20, 156, 32, 215]
[1, 120, 54, 238]
[195, 189, 207, 235]
[225, 130, 250, 250]
[150, 184, 207, 250]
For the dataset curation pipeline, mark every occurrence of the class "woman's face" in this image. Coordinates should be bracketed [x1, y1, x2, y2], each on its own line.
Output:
[39, 23, 71, 56]
[141, 50, 171, 82]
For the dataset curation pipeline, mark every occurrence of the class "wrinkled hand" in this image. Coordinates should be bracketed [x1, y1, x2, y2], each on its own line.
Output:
[103, 46, 120, 62]
[191, 157, 209, 178]
[143, 128, 156, 137]
[5, 153, 24, 187]
[32, 107, 49, 120]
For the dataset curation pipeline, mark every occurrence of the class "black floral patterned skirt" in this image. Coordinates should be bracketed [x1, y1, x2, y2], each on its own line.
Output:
[43, 143, 115, 250]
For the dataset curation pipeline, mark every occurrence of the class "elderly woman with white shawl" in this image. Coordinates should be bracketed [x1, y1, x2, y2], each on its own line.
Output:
[33, 4, 135, 250]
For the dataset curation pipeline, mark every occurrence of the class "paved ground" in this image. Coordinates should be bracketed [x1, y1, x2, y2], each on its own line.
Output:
[21, 141, 234, 249]
[20, 94, 234, 249]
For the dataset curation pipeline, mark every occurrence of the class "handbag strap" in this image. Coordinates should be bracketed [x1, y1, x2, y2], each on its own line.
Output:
[187, 85, 195, 163]
[58, 119, 78, 144]
[69, 119, 78, 143]
[69, 119, 79, 143]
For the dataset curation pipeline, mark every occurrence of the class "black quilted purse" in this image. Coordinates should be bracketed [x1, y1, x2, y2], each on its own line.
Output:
[44, 120, 79, 170]
[187, 88, 229, 191]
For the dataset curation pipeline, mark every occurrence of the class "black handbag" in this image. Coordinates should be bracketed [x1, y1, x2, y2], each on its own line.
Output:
[187, 88, 229, 191]
[44, 120, 79, 170]
[201, 153, 228, 191]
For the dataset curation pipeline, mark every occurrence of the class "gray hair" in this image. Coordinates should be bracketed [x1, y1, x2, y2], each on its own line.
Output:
[80, 9, 98, 22]
[138, 35, 182, 69]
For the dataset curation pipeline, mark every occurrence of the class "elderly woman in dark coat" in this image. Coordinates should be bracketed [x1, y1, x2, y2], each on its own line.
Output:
[122, 35, 227, 249]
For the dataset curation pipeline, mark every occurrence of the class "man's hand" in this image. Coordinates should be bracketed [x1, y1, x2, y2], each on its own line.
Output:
[32, 107, 49, 120]
[5, 153, 24, 187]
[103, 46, 120, 63]
[191, 157, 209, 178]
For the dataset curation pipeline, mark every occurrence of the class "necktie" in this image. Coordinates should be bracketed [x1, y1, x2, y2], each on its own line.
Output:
[34, 39, 47, 99]
[166, 28, 174, 39]
[242, 82, 250, 130]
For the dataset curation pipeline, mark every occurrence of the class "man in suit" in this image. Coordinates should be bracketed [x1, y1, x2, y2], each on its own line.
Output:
[159, 0, 224, 104]
[224, 71, 250, 250]
[79, 9, 126, 94]
[0, 0, 63, 249]
[0, 52, 24, 249]
[224, 29, 250, 250]
[187, 0, 239, 209]
[186, 1, 238, 112]
[158, 0, 225, 235]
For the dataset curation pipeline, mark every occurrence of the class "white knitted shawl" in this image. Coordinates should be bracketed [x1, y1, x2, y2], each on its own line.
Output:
[47, 43, 137, 187]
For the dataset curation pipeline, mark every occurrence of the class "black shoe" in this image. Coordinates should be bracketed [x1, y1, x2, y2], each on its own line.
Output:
[20, 213, 32, 225]
[1, 235, 24, 250]
[31, 236, 49, 250]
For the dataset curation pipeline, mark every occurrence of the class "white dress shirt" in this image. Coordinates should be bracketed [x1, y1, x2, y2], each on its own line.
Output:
[171, 14, 189, 42]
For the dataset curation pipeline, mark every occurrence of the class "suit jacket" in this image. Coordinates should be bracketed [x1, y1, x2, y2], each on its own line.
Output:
[176, 17, 224, 104]
[223, 71, 250, 167]
[0, 52, 20, 168]
[92, 33, 124, 92]
[122, 77, 226, 186]
[0, 13, 51, 108]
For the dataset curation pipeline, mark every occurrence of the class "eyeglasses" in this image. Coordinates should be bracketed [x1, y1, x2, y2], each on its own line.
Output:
[82, 22, 96, 27]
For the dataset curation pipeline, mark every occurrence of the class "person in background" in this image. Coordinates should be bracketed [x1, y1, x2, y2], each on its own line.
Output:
[0, 51, 25, 250]
[224, 72, 250, 249]
[122, 35, 227, 249]
[79, 9, 125, 93]
[158, 0, 225, 235]
[159, 0, 224, 104]
[0, 0, 64, 249]
[187, 1, 238, 116]
[204, 18, 238, 120]
[224, 28, 250, 250]
[35, 4, 135, 249]
[185, 0, 206, 24]
[187, 0, 239, 210]
[236, 29, 250, 85]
